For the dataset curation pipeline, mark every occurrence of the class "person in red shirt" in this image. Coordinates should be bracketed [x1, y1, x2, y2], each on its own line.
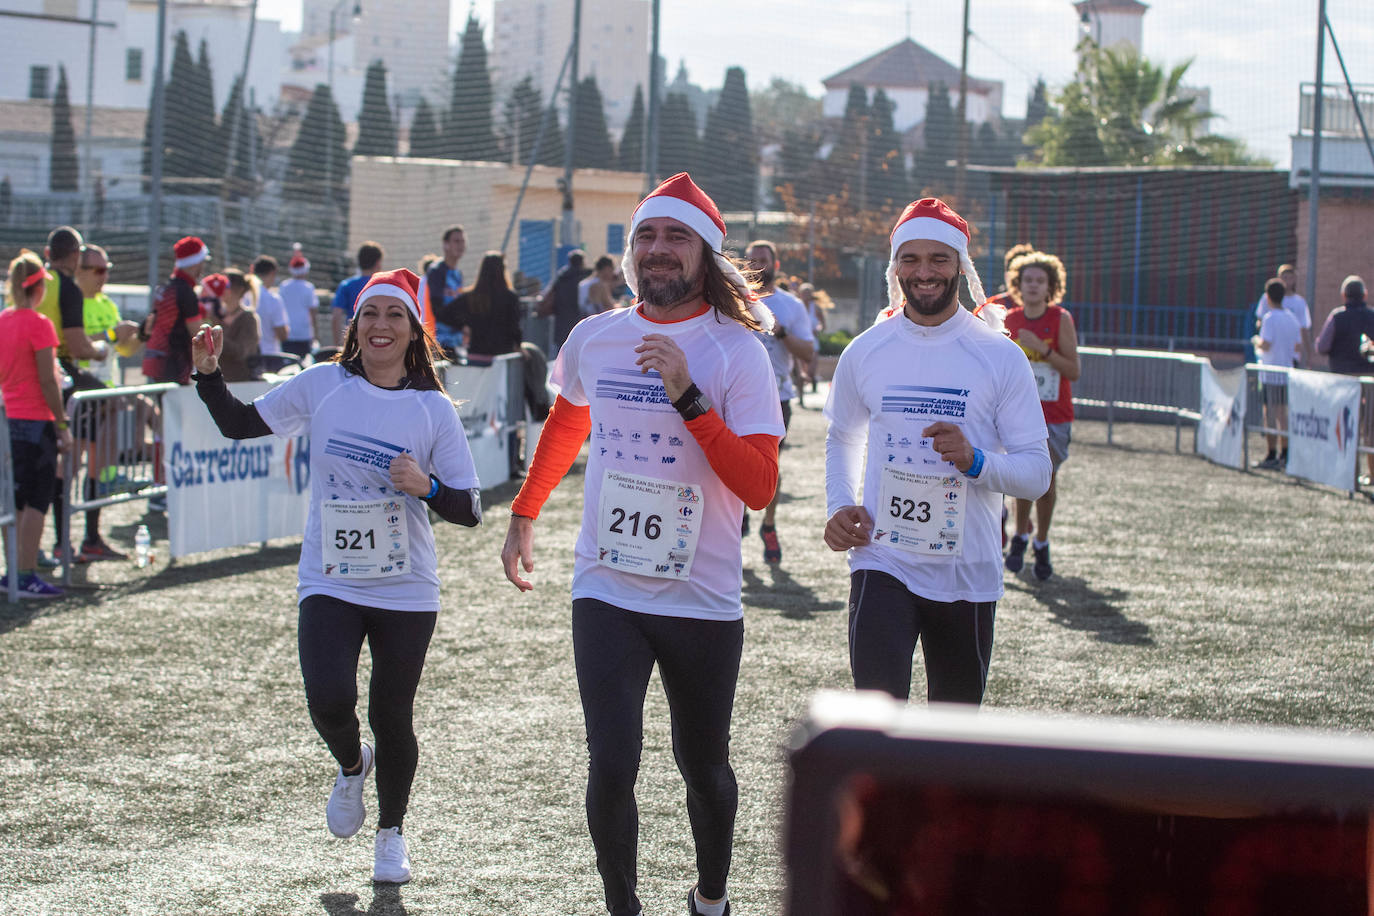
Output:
[0, 250, 74, 598]
[1001, 250, 1079, 581]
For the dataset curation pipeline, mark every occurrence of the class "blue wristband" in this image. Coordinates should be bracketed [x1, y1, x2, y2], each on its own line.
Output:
[425, 477, 439, 500]
[964, 447, 985, 478]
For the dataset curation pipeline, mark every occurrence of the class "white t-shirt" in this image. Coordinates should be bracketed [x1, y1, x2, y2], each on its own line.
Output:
[755, 288, 816, 401]
[278, 277, 318, 343]
[254, 363, 480, 611]
[255, 286, 289, 355]
[824, 306, 1048, 603]
[577, 275, 598, 316]
[1252, 292, 1311, 331]
[551, 305, 784, 620]
[1258, 306, 1302, 385]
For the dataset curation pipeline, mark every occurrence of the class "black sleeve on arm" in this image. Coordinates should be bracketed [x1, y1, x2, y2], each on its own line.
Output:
[59, 277, 85, 329]
[177, 282, 201, 320]
[423, 476, 481, 527]
[194, 369, 273, 439]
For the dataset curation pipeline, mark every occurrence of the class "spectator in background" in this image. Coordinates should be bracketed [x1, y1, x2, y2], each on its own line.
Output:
[426, 226, 467, 356]
[796, 282, 831, 395]
[536, 249, 589, 356]
[1252, 278, 1302, 471]
[1, 251, 72, 597]
[144, 235, 209, 385]
[213, 269, 263, 382]
[1253, 263, 1312, 367]
[252, 256, 289, 358]
[414, 253, 441, 341]
[332, 242, 384, 347]
[1316, 275, 1374, 485]
[279, 253, 318, 358]
[577, 255, 618, 317]
[443, 252, 523, 362]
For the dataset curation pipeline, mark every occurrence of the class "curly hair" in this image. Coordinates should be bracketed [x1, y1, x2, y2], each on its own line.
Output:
[1007, 250, 1067, 307]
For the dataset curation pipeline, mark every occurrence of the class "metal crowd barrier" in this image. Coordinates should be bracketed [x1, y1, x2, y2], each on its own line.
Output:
[1, 405, 17, 603]
[1240, 363, 1374, 490]
[1073, 347, 1207, 452]
[61, 382, 179, 585]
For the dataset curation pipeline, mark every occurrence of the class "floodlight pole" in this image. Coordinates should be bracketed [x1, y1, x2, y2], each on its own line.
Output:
[645, 0, 660, 190]
[146, 0, 168, 292]
[561, 0, 581, 249]
[954, 0, 971, 199]
[1304, 0, 1325, 315]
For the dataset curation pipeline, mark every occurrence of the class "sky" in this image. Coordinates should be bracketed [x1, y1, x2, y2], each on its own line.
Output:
[258, 0, 1374, 168]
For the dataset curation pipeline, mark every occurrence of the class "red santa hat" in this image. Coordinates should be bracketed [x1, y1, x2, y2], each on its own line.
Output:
[620, 172, 773, 330]
[353, 268, 422, 322]
[173, 236, 209, 270]
[200, 273, 229, 299]
[874, 198, 998, 330]
[288, 253, 310, 277]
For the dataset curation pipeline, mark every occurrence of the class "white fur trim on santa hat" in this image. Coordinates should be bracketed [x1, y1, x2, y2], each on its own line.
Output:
[175, 243, 209, 270]
[890, 216, 968, 259]
[631, 197, 725, 252]
[355, 283, 420, 321]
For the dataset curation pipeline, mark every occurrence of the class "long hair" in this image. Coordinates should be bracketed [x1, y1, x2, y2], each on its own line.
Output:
[466, 252, 512, 316]
[335, 305, 444, 391]
[701, 242, 767, 332]
[7, 249, 46, 304]
[1007, 251, 1068, 307]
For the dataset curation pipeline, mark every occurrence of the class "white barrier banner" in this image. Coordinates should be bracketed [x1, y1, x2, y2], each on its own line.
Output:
[163, 383, 311, 557]
[446, 360, 511, 488]
[1198, 362, 1253, 469]
[1197, 363, 1246, 469]
[1286, 368, 1361, 490]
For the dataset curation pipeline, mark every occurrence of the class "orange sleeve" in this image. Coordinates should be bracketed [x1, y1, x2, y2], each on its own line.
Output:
[683, 409, 780, 510]
[510, 395, 591, 520]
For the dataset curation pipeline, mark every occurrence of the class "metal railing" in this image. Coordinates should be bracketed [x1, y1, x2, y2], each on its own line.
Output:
[61, 382, 178, 585]
[1240, 363, 1374, 490]
[1070, 303, 1250, 353]
[0, 405, 17, 603]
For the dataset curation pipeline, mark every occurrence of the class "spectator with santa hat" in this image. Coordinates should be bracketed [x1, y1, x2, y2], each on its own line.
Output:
[501, 172, 782, 916]
[823, 197, 1051, 706]
[188, 267, 481, 885]
[279, 250, 319, 359]
[142, 236, 209, 385]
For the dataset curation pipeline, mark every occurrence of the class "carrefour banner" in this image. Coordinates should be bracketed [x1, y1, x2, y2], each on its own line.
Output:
[1286, 369, 1361, 491]
[162, 382, 311, 557]
[1197, 363, 1246, 469]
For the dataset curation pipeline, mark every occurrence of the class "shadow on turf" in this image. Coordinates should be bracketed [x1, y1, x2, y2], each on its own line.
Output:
[1008, 575, 1152, 646]
[742, 566, 844, 620]
[321, 886, 407, 915]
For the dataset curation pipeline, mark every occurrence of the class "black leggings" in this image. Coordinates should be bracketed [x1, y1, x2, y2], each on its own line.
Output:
[297, 594, 437, 831]
[847, 569, 996, 704]
[572, 599, 744, 916]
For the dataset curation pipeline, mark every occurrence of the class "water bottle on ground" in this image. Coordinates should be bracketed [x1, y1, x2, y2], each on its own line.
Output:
[134, 525, 151, 568]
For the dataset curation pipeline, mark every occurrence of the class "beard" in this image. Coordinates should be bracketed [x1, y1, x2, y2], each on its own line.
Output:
[637, 257, 696, 307]
[902, 273, 960, 317]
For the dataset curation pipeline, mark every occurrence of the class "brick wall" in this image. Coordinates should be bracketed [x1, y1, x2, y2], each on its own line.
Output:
[1296, 193, 1374, 362]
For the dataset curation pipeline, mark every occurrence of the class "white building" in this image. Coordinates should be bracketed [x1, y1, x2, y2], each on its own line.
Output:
[490, 0, 650, 132]
[0, 99, 145, 196]
[821, 38, 1004, 133]
[1073, 0, 1147, 54]
[1, 0, 288, 123]
[294, 0, 449, 116]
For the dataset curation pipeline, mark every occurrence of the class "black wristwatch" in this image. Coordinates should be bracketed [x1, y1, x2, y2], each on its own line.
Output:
[673, 383, 712, 421]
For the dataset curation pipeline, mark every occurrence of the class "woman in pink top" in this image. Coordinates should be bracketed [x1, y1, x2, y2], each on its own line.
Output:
[0, 250, 74, 597]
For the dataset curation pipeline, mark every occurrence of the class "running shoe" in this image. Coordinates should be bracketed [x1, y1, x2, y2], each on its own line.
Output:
[1005, 535, 1028, 573]
[1033, 542, 1053, 581]
[79, 539, 128, 562]
[36, 550, 61, 569]
[326, 743, 374, 838]
[760, 524, 782, 564]
[373, 827, 411, 884]
[17, 572, 64, 599]
[1252, 455, 1281, 470]
[687, 885, 731, 916]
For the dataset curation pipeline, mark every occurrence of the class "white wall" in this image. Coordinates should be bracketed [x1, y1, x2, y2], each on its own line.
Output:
[823, 86, 997, 133]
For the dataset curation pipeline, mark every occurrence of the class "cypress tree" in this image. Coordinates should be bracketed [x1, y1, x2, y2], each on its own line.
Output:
[915, 82, 955, 194]
[355, 60, 396, 157]
[160, 31, 200, 182]
[408, 97, 442, 158]
[443, 14, 499, 160]
[867, 88, 906, 209]
[49, 65, 79, 192]
[657, 92, 699, 179]
[698, 67, 756, 211]
[538, 105, 566, 168]
[618, 84, 645, 173]
[774, 125, 821, 207]
[826, 84, 869, 204]
[572, 76, 615, 169]
[194, 39, 222, 179]
[502, 75, 544, 166]
[285, 83, 348, 205]
[217, 76, 261, 196]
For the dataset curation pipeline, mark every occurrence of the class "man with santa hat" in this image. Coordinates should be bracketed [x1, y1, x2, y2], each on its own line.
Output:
[500, 173, 783, 916]
[822, 198, 1051, 706]
[143, 236, 210, 385]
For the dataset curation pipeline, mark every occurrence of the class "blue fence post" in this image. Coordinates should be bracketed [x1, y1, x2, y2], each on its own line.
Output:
[1131, 175, 1143, 347]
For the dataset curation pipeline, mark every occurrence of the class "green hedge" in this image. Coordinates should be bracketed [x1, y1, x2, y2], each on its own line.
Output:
[816, 329, 854, 356]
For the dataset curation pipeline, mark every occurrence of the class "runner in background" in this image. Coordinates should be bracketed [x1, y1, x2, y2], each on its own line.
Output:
[1002, 250, 1079, 581]
[190, 268, 480, 885]
[501, 173, 782, 916]
[796, 282, 831, 397]
[824, 198, 1050, 705]
[981, 243, 1033, 546]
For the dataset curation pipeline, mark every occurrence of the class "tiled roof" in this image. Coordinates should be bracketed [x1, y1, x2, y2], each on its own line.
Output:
[0, 100, 147, 141]
[821, 38, 999, 95]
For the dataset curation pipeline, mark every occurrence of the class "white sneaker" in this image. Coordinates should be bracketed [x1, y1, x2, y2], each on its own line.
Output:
[325, 743, 374, 838]
[373, 826, 411, 883]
